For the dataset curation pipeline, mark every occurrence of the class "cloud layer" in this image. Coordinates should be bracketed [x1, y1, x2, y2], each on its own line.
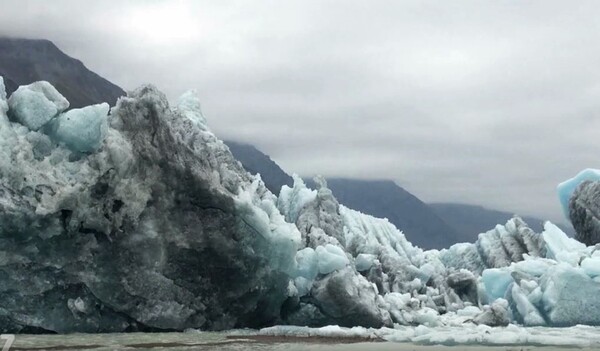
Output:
[2, 0, 600, 222]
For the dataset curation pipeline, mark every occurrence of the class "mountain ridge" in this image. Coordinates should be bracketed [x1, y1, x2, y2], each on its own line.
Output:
[430, 202, 575, 240]
[0, 37, 125, 108]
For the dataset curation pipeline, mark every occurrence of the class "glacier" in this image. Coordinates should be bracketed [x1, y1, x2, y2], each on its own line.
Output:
[1, 76, 600, 336]
[0, 77, 300, 332]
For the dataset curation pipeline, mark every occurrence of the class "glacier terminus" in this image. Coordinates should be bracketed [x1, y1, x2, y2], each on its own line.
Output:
[1, 76, 600, 341]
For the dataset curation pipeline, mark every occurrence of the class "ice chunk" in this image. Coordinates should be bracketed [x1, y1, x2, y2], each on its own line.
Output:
[512, 256, 555, 277]
[177, 90, 207, 130]
[354, 253, 376, 271]
[311, 267, 390, 327]
[440, 217, 545, 275]
[456, 305, 482, 317]
[473, 298, 511, 326]
[568, 179, 600, 246]
[316, 244, 349, 274]
[542, 222, 585, 266]
[46, 103, 109, 152]
[8, 81, 69, 130]
[558, 168, 600, 219]
[581, 257, 600, 277]
[417, 263, 436, 282]
[482, 268, 513, 300]
[542, 263, 600, 326]
[233, 178, 301, 276]
[511, 283, 545, 326]
[295, 247, 318, 279]
[277, 175, 317, 223]
[294, 276, 313, 297]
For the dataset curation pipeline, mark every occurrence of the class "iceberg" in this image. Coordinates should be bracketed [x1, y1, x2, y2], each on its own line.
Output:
[557, 169, 600, 245]
[564, 175, 600, 245]
[0, 79, 300, 333]
[557, 168, 600, 219]
[471, 223, 600, 326]
[315, 244, 349, 274]
[3, 78, 600, 334]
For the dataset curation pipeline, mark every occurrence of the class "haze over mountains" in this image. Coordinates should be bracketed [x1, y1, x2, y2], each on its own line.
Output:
[0, 37, 573, 249]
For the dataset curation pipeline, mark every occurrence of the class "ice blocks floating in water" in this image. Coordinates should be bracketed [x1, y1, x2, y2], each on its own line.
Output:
[474, 222, 600, 326]
[7, 81, 69, 130]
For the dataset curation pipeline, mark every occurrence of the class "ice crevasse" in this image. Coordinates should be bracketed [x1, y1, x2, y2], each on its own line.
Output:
[1, 76, 600, 333]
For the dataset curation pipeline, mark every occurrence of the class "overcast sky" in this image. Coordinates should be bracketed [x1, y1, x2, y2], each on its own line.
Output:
[2, 0, 600, 223]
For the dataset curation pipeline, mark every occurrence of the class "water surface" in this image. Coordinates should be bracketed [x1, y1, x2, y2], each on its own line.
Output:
[6, 332, 600, 351]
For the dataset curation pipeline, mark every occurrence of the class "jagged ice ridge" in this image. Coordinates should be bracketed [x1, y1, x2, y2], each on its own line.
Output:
[1, 76, 600, 334]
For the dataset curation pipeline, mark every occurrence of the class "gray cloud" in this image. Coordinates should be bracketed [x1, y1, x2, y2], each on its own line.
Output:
[2, 0, 600, 223]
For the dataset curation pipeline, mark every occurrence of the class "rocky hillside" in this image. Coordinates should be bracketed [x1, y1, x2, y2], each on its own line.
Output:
[0, 37, 124, 108]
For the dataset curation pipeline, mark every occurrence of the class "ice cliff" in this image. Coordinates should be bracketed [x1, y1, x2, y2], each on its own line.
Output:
[1, 77, 600, 333]
[0, 78, 300, 332]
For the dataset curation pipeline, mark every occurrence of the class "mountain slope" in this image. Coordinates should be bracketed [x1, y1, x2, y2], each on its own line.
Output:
[0, 37, 125, 107]
[225, 141, 292, 194]
[430, 203, 575, 241]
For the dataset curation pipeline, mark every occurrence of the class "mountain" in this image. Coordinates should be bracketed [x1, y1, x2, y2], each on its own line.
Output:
[430, 203, 575, 242]
[0, 37, 125, 107]
[225, 140, 292, 194]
